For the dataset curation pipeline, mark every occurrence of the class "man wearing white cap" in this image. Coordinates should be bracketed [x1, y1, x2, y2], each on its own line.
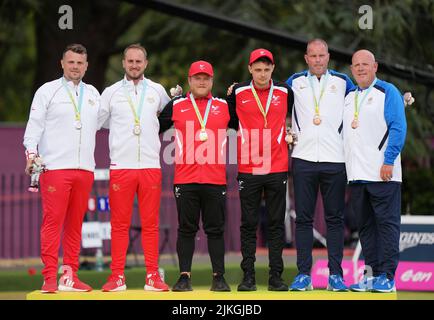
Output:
[227, 48, 294, 291]
[159, 60, 231, 292]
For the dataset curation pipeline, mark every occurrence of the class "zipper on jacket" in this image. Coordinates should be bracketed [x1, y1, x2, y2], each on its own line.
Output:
[138, 134, 141, 163]
[78, 127, 82, 168]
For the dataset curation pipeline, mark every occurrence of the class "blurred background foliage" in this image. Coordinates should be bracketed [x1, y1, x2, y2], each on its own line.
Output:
[0, 0, 433, 213]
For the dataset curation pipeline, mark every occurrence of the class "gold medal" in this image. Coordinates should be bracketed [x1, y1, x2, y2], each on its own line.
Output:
[133, 124, 141, 135]
[74, 120, 82, 130]
[351, 119, 359, 129]
[199, 129, 208, 142]
[313, 114, 321, 125]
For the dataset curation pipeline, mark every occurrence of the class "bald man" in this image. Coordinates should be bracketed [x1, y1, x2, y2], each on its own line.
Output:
[286, 39, 354, 291]
[344, 50, 406, 293]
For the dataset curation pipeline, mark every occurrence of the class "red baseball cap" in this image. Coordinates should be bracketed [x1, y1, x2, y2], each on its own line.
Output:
[188, 60, 214, 77]
[249, 48, 274, 65]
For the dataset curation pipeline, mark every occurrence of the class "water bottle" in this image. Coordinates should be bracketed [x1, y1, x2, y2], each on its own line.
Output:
[95, 248, 104, 272]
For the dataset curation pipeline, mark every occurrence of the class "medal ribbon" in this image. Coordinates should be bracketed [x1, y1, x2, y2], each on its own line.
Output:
[250, 80, 274, 128]
[354, 78, 377, 120]
[62, 77, 84, 121]
[189, 93, 212, 131]
[123, 79, 148, 126]
[308, 71, 329, 117]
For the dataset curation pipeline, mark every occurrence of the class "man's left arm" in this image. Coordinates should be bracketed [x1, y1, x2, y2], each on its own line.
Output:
[381, 84, 407, 181]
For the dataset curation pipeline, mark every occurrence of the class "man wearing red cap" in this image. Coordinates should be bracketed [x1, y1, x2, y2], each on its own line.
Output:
[98, 44, 170, 292]
[226, 49, 294, 291]
[159, 60, 231, 292]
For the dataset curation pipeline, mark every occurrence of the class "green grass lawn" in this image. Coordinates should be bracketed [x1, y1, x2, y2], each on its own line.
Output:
[0, 264, 432, 300]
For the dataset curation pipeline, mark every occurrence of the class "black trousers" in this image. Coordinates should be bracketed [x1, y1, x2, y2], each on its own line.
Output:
[238, 172, 288, 276]
[350, 182, 401, 279]
[292, 158, 347, 276]
[174, 183, 226, 275]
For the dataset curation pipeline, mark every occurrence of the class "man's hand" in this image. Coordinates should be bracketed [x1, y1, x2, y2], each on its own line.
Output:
[170, 85, 183, 97]
[404, 92, 415, 107]
[380, 164, 394, 182]
[25, 158, 34, 176]
[227, 82, 238, 96]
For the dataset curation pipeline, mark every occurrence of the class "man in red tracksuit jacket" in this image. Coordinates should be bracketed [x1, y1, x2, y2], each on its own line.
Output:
[159, 61, 231, 291]
[226, 48, 294, 291]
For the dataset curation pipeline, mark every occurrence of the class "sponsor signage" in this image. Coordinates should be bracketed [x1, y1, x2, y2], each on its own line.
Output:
[312, 215, 434, 291]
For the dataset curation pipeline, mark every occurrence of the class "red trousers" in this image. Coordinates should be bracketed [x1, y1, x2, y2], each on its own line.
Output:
[39, 169, 94, 279]
[109, 169, 162, 275]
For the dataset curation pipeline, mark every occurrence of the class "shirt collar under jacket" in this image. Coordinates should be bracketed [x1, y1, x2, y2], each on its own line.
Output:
[187, 91, 213, 101]
[62, 76, 83, 90]
[307, 69, 329, 82]
[123, 74, 145, 88]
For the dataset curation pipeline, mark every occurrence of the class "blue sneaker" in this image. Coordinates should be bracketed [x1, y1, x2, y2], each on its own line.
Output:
[327, 274, 348, 292]
[290, 274, 313, 291]
[372, 274, 396, 293]
[349, 276, 377, 292]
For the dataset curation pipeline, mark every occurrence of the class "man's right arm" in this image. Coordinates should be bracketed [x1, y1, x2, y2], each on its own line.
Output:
[23, 87, 49, 174]
[158, 99, 175, 134]
[98, 87, 112, 130]
[226, 84, 239, 130]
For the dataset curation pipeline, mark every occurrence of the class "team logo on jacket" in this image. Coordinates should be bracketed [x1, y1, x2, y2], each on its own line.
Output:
[367, 97, 373, 104]
[211, 105, 220, 115]
[272, 95, 280, 105]
[47, 186, 56, 193]
[88, 99, 95, 106]
[147, 97, 155, 104]
[112, 184, 120, 191]
[330, 85, 337, 93]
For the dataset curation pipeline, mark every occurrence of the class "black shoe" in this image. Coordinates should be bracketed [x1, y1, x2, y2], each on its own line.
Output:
[172, 274, 193, 292]
[268, 274, 288, 291]
[237, 272, 257, 291]
[210, 274, 231, 292]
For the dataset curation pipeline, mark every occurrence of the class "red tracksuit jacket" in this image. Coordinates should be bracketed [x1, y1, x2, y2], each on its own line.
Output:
[159, 92, 230, 185]
[227, 80, 294, 174]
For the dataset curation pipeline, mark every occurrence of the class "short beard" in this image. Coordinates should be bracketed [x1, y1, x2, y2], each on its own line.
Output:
[126, 72, 144, 81]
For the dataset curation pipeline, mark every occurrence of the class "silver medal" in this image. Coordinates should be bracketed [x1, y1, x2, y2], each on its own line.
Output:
[133, 124, 141, 135]
[74, 120, 82, 130]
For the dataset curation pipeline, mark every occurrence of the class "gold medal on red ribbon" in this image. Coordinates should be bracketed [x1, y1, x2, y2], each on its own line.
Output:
[313, 114, 321, 125]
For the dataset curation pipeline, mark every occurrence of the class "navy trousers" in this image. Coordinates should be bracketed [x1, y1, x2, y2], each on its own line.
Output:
[350, 182, 401, 279]
[293, 158, 347, 276]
